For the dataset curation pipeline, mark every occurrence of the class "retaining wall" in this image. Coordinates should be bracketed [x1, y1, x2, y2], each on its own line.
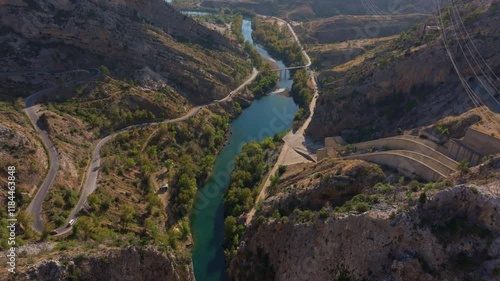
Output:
[344, 151, 446, 182]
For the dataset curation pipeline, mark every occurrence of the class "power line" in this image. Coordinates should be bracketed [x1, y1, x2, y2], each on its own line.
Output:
[434, 0, 500, 130]
[447, 1, 500, 108]
[450, 0, 500, 84]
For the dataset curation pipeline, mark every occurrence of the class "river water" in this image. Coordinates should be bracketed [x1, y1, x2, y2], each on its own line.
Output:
[190, 19, 299, 281]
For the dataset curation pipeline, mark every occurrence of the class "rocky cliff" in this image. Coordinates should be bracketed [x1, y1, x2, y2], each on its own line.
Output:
[307, 0, 500, 142]
[0, 0, 250, 104]
[259, 159, 385, 216]
[296, 14, 429, 44]
[201, 0, 435, 21]
[14, 247, 194, 281]
[229, 156, 500, 281]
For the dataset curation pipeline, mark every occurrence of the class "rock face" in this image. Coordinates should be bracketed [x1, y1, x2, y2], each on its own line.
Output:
[307, 0, 500, 142]
[201, 0, 435, 21]
[0, 0, 249, 104]
[229, 184, 500, 281]
[18, 247, 194, 281]
[260, 159, 385, 216]
[297, 14, 430, 44]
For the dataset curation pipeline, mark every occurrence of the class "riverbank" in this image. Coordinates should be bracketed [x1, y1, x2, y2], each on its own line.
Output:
[190, 17, 299, 281]
[244, 15, 321, 225]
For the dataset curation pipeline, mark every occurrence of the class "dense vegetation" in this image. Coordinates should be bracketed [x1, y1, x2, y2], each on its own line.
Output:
[231, 15, 245, 44]
[290, 69, 314, 107]
[223, 134, 285, 261]
[248, 64, 279, 96]
[49, 75, 187, 137]
[103, 111, 229, 218]
[252, 18, 305, 67]
[243, 41, 263, 69]
[251, 18, 314, 108]
[43, 110, 229, 255]
[0, 211, 37, 248]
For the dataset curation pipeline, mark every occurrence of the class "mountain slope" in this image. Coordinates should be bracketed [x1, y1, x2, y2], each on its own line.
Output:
[0, 0, 251, 104]
[229, 157, 500, 281]
[0, 1, 252, 277]
[307, 0, 500, 142]
[200, 0, 435, 21]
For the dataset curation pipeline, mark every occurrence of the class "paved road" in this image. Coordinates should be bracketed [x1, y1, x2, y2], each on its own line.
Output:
[274, 16, 320, 161]
[246, 17, 319, 225]
[20, 69, 99, 233]
[269, 17, 312, 68]
[245, 144, 291, 225]
[54, 68, 258, 235]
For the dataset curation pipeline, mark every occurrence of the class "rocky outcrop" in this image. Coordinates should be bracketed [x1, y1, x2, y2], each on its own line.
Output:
[259, 159, 385, 216]
[307, 0, 500, 142]
[0, 0, 250, 104]
[201, 0, 435, 21]
[230, 184, 500, 281]
[297, 14, 430, 44]
[17, 247, 194, 281]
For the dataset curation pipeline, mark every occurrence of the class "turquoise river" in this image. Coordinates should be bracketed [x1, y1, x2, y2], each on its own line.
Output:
[190, 18, 299, 281]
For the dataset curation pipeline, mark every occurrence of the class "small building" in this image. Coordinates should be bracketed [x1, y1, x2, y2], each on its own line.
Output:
[425, 26, 441, 35]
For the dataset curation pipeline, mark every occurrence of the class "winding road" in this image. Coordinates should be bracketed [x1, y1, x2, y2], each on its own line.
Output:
[53, 67, 259, 235]
[246, 17, 319, 225]
[16, 69, 100, 233]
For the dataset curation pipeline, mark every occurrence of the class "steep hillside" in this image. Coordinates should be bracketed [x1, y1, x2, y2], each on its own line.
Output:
[8, 247, 194, 281]
[229, 156, 500, 281]
[0, 0, 253, 277]
[307, 36, 396, 70]
[295, 14, 429, 44]
[0, 0, 250, 104]
[0, 0, 251, 213]
[307, 0, 500, 142]
[200, 0, 435, 21]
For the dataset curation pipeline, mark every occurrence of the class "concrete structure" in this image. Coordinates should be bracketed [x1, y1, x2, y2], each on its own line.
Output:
[441, 140, 482, 166]
[316, 146, 338, 160]
[344, 150, 447, 182]
[318, 126, 500, 181]
[440, 127, 500, 165]
[318, 135, 459, 182]
[421, 127, 500, 166]
[425, 26, 440, 35]
[345, 135, 458, 169]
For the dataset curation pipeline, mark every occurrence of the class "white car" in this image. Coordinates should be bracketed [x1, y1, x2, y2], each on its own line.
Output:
[68, 219, 75, 227]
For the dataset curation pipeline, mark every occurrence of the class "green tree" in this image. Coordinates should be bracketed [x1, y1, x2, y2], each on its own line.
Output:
[175, 173, 198, 216]
[73, 216, 96, 240]
[87, 194, 101, 213]
[120, 204, 136, 228]
[41, 222, 55, 241]
[457, 160, 469, 174]
[99, 65, 110, 76]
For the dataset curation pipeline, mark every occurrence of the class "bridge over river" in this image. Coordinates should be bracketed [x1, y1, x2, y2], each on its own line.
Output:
[266, 65, 309, 79]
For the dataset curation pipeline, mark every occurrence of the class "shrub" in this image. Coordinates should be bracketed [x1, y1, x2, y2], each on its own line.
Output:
[355, 203, 369, 213]
[419, 192, 427, 204]
[457, 160, 469, 173]
[272, 209, 281, 219]
[375, 182, 392, 194]
[398, 176, 405, 184]
[408, 180, 421, 192]
[335, 194, 379, 213]
[278, 165, 287, 175]
[319, 208, 329, 219]
[99, 65, 110, 76]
